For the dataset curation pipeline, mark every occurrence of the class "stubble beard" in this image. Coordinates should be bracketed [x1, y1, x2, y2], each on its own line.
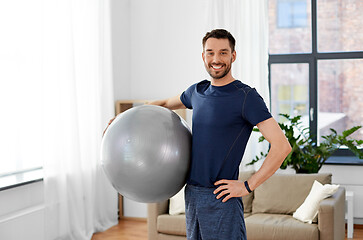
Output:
[205, 59, 232, 80]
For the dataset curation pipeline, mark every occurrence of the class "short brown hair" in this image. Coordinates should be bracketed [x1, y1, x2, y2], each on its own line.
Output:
[202, 29, 236, 52]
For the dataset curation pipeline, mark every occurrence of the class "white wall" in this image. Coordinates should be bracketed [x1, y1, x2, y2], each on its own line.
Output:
[0, 182, 44, 240]
[111, 0, 131, 100]
[111, 0, 209, 101]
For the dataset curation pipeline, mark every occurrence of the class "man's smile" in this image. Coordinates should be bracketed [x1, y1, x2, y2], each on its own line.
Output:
[211, 65, 224, 70]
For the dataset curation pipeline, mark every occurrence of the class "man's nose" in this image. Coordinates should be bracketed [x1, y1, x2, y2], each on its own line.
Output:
[212, 54, 222, 64]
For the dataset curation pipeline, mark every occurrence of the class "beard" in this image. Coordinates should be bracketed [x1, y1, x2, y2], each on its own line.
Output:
[205, 59, 232, 80]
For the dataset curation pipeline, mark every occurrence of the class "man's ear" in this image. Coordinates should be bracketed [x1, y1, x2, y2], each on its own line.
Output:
[232, 50, 236, 63]
[202, 51, 205, 62]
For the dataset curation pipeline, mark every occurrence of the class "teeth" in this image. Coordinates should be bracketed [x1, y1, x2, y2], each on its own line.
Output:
[212, 65, 222, 69]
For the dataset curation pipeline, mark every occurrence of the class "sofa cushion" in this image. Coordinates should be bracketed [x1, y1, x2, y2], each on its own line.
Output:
[252, 173, 331, 214]
[245, 213, 319, 240]
[157, 214, 186, 236]
[238, 170, 255, 213]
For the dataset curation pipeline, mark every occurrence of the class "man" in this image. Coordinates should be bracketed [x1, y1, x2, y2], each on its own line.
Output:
[148, 29, 291, 240]
[105, 29, 291, 239]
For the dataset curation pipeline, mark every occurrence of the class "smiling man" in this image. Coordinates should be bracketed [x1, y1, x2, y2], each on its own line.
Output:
[141, 29, 291, 239]
[203, 37, 235, 81]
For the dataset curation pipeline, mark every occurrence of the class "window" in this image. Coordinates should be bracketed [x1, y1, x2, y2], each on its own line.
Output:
[277, 0, 308, 28]
[271, 64, 309, 123]
[270, 0, 311, 54]
[269, 0, 363, 161]
[0, 0, 43, 188]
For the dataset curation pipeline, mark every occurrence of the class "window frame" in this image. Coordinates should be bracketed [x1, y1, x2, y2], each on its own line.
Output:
[268, 0, 363, 162]
[0, 167, 43, 191]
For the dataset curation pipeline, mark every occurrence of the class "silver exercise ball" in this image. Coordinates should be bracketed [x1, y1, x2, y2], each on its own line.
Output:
[101, 105, 191, 203]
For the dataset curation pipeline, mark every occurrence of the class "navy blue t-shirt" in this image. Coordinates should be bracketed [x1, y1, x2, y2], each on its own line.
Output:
[180, 80, 272, 187]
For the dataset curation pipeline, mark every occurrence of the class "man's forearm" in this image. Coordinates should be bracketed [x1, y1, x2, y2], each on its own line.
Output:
[148, 95, 185, 110]
[247, 142, 291, 191]
[148, 99, 169, 108]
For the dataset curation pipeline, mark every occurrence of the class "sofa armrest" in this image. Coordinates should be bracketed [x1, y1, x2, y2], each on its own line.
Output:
[318, 187, 345, 240]
[147, 201, 169, 240]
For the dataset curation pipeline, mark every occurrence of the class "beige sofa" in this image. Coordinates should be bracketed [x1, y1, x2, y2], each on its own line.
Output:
[148, 172, 345, 240]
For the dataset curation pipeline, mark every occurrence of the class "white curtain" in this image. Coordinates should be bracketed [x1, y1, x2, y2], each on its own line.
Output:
[42, 0, 118, 239]
[206, 0, 270, 170]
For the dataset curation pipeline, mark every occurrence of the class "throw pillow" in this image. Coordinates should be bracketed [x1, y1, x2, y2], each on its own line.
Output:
[169, 185, 185, 215]
[293, 180, 339, 224]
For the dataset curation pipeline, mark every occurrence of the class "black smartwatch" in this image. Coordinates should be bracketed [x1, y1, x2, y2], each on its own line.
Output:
[244, 180, 252, 193]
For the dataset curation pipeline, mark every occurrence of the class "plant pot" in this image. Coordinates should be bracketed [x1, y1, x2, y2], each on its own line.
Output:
[296, 168, 311, 174]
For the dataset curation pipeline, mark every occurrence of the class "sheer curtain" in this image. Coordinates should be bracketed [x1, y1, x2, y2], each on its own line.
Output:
[42, 0, 118, 239]
[206, 0, 270, 170]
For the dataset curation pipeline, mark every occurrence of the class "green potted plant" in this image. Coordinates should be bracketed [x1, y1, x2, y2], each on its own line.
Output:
[247, 114, 363, 173]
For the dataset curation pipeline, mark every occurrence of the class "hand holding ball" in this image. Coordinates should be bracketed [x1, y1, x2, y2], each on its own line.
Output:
[101, 105, 191, 203]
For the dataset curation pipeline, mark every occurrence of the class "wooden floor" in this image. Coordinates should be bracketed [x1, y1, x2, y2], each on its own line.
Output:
[91, 219, 148, 240]
[92, 219, 363, 240]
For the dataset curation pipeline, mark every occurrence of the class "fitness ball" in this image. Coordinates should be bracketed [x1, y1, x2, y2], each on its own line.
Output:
[101, 105, 191, 203]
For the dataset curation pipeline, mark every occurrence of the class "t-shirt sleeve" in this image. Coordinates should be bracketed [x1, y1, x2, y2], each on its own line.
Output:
[243, 88, 272, 126]
[180, 84, 195, 109]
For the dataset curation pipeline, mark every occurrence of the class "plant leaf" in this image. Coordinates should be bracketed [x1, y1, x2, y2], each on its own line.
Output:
[342, 126, 361, 138]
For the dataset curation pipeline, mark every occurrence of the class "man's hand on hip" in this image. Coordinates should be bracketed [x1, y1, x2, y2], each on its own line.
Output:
[213, 179, 250, 203]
